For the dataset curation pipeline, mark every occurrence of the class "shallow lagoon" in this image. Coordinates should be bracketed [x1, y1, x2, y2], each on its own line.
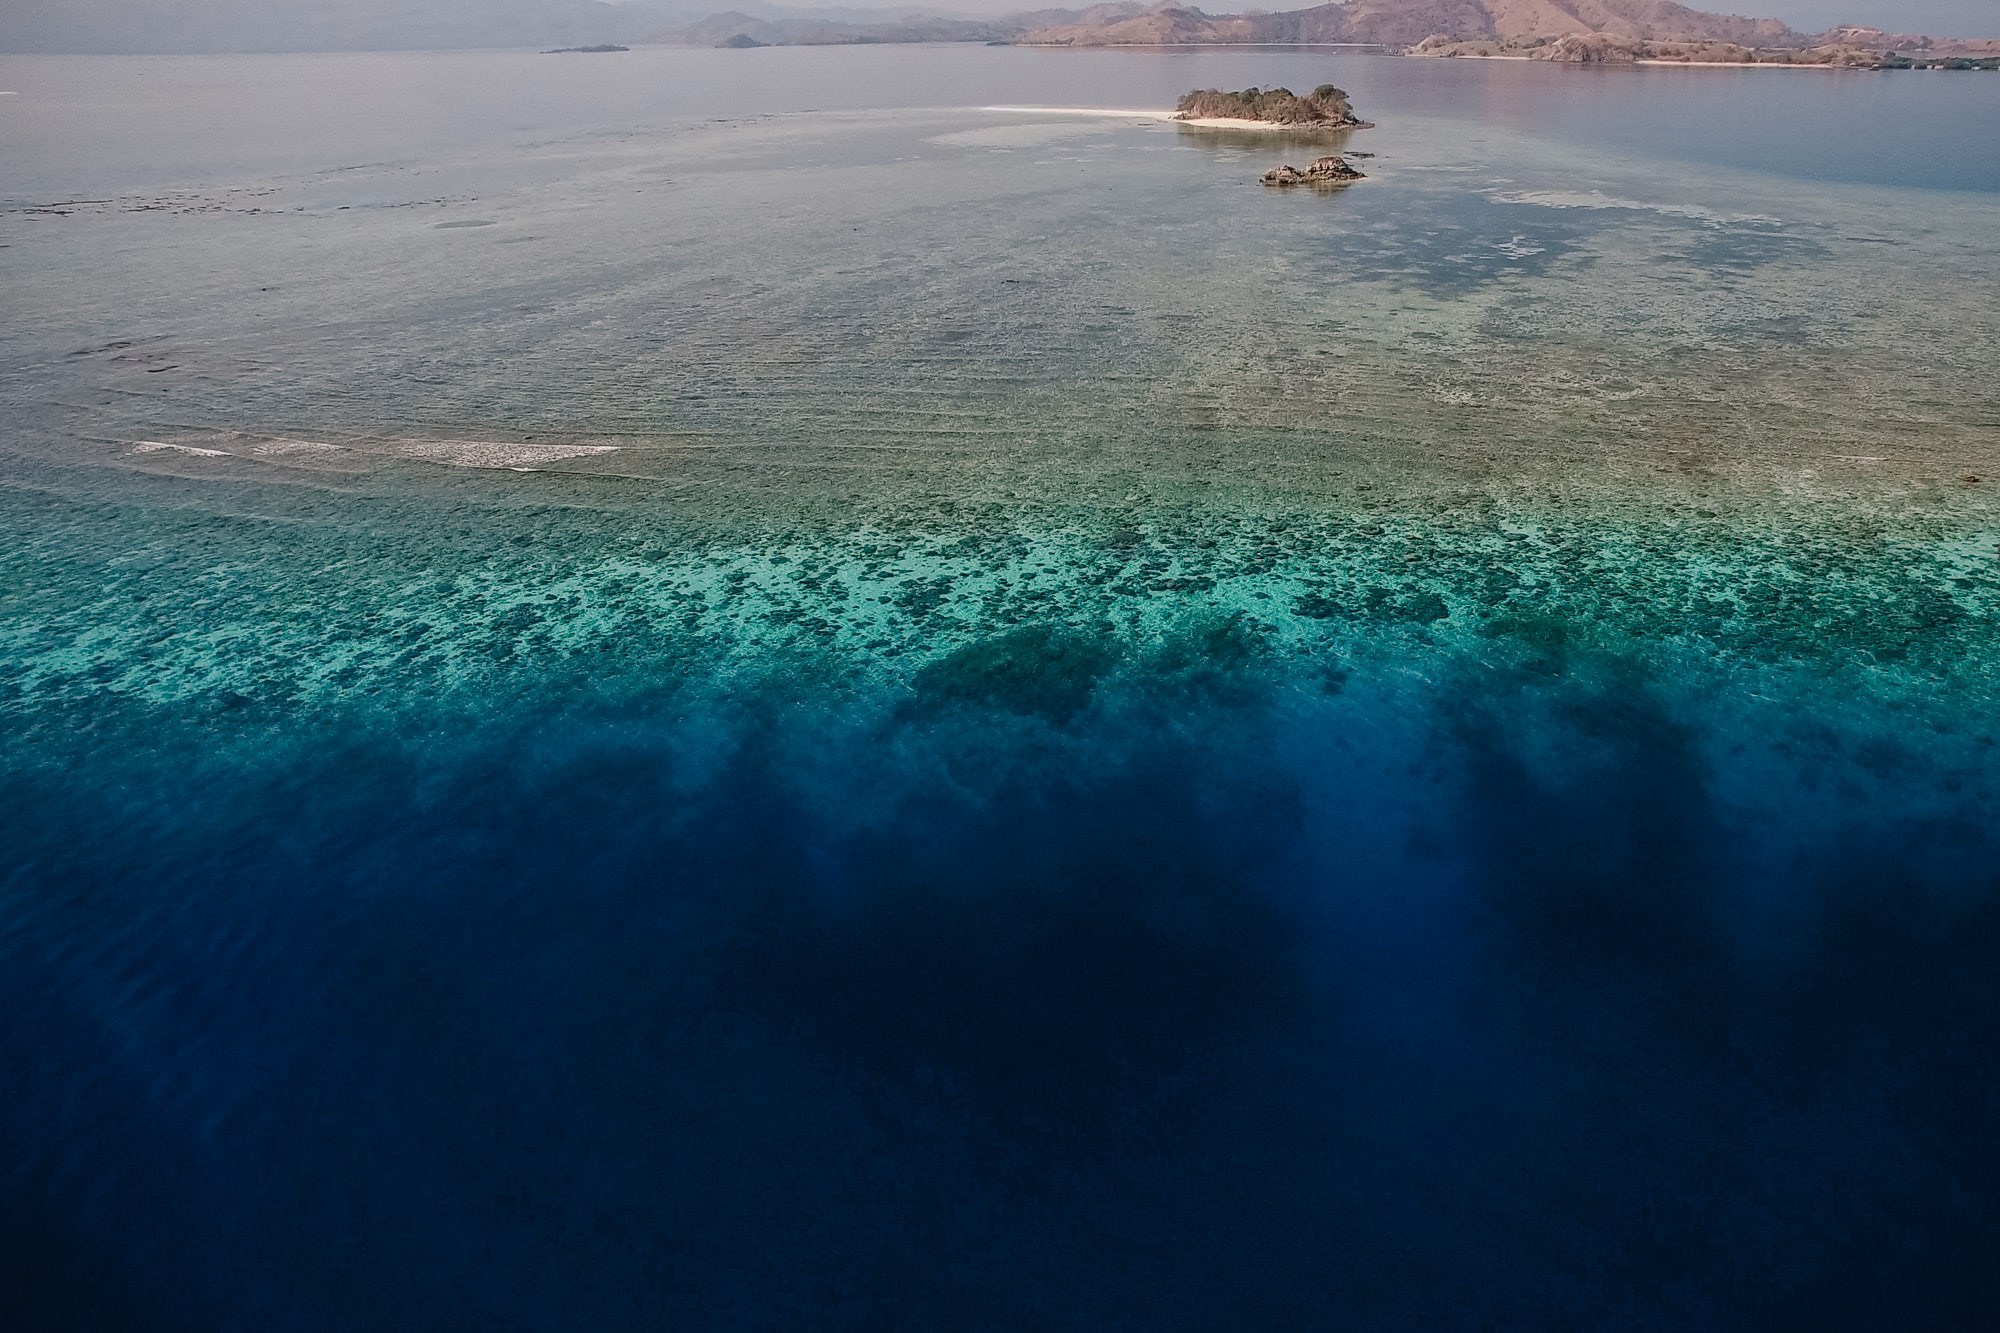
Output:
[3, 46, 1999, 1329]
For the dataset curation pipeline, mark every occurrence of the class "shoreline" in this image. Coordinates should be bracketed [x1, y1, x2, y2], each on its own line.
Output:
[1011, 42, 1392, 50]
[1633, 59, 1847, 69]
[1407, 51, 1959, 71]
[980, 105, 1365, 131]
[1410, 54, 1850, 69]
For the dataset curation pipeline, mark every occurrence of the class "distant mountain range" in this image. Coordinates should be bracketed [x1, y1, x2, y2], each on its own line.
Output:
[674, 0, 1997, 62]
[1009, 0, 2000, 61]
[660, 7, 1020, 46]
[1022, 0, 1800, 47]
[2, 0, 1992, 58]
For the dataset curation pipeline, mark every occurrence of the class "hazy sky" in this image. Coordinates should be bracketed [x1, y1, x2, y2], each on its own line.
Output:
[1744, 0, 2000, 35]
[4, 0, 1994, 50]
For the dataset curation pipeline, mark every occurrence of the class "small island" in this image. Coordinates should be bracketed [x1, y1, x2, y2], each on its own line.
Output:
[1173, 85, 1373, 130]
[543, 44, 629, 53]
[1262, 156, 1366, 187]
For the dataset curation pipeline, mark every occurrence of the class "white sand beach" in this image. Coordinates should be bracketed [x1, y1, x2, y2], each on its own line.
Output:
[980, 106, 1357, 131]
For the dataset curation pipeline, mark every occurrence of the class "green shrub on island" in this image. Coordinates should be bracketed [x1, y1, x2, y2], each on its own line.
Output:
[1174, 84, 1363, 127]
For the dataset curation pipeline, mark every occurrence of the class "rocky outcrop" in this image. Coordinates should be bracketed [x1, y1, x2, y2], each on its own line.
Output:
[1539, 32, 1640, 61]
[1262, 155, 1366, 186]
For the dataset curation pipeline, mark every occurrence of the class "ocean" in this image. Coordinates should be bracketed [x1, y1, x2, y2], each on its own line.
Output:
[3, 44, 1999, 1328]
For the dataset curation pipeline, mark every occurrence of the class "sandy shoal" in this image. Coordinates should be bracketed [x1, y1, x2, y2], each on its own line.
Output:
[979, 106, 1358, 131]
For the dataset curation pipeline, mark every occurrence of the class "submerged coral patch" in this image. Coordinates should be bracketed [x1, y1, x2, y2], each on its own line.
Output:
[908, 624, 1118, 721]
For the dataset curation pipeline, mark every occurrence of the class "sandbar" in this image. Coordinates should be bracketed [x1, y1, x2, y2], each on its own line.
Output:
[133, 441, 227, 457]
[389, 440, 620, 469]
[980, 106, 1353, 131]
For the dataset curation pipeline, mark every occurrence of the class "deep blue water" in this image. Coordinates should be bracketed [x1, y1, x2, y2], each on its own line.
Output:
[9, 664, 2000, 1329]
[4, 45, 2000, 1330]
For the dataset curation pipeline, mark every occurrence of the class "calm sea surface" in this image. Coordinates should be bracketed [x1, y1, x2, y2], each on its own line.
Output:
[3, 46, 1999, 1330]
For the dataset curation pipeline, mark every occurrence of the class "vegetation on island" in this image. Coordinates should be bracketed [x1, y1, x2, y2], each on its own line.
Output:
[1174, 85, 1364, 127]
[1878, 52, 2000, 70]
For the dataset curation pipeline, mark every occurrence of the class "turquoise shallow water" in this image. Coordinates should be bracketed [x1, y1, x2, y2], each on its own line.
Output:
[3, 46, 2000, 1329]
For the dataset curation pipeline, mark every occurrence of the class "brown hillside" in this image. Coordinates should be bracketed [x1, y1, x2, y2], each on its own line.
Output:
[1022, 0, 1809, 48]
[1479, 0, 1794, 44]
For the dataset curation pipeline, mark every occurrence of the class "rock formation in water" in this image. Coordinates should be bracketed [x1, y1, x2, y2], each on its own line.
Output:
[1176, 84, 1370, 128]
[1262, 155, 1366, 186]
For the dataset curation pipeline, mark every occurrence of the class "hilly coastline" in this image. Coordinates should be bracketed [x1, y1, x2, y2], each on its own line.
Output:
[666, 0, 1998, 65]
[1024, 1, 1795, 47]
[1013, 1, 2000, 63]
[4, 0, 1996, 59]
